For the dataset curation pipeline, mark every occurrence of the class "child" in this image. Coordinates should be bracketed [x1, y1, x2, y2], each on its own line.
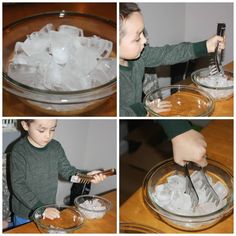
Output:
[119, 3, 225, 116]
[10, 119, 107, 226]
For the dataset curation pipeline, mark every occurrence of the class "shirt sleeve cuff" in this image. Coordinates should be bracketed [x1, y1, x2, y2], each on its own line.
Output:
[130, 103, 147, 116]
[193, 40, 208, 57]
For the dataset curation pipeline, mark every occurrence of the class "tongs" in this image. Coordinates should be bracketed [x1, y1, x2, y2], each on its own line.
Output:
[184, 163, 199, 209]
[184, 162, 220, 209]
[76, 168, 116, 184]
[209, 23, 226, 76]
[199, 167, 220, 206]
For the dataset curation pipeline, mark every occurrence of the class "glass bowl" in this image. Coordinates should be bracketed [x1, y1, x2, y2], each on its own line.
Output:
[144, 85, 214, 117]
[191, 68, 233, 101]
[3, 11, 116, 115]
[74, 195, 112, 219]
[120, 222, 162, 233]
[142, 159, 233, 231]
[32, 204, 84, 233]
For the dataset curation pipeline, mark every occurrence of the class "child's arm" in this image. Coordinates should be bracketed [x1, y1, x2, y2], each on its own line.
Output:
[141, 35, 224, 68]
[142, 41, 207, 68]
[57, 143, 79, 180]
[10, 151, 44, 212]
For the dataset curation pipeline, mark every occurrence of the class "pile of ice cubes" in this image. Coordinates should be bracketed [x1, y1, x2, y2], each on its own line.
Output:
[78, 199, 107, 219]
[8, 24, 116, 91]
[196, 74, 233, 100]
[152, 171, 228, 216]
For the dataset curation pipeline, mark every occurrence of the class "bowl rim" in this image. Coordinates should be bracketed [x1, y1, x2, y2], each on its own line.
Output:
[3, 10, 116, 30]
[74, 194, 112, 212]
[3, 10, 116, 101]
[191, 68, 234, 90]
[32, 204, 84, 232]
[120, 221, 162, 233]
[142, 158, 233, 222]
[143, 84, 215, 117]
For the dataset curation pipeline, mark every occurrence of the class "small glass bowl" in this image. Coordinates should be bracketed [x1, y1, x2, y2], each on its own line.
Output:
[32, 204, 84, 233]
[144, 85, 214, 117]
[142, 159, 233, 231]
[120, 222, 161, 233]
[74, 195, 112, 219]
[3, 11, 116, 115]
[191, 68, 233, 101]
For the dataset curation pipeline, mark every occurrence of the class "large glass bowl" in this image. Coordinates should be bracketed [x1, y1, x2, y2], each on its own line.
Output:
[142, 159, 233, 231]
[191, 68, 233, 101]
[32, 204, 84, 233]
[120, 222, 162, 233]
[74, 195, 112, 219]
[144, 85, 214, 117]
[3, 11, 116, 115]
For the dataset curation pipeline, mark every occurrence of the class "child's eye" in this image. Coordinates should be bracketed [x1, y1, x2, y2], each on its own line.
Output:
[135, 38, 141, 42]
[38, 130, 45, 133]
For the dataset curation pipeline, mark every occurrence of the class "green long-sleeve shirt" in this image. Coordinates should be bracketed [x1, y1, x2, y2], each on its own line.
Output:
[10, 136, 78, 219]
[120, 41, 208, 116]
[157, 120, 192, 140]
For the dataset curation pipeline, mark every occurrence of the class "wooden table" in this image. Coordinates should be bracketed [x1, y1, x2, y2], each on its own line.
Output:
[5, 190, 116, 233]
[3, 3, 116, 116]
[120, 120, 233, 233]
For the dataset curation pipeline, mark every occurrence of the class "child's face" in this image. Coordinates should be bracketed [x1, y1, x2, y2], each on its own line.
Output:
[21, 120, 57, 148]
[120, 12, 147, 61]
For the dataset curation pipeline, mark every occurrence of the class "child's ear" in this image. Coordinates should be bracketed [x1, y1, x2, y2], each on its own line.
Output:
[21, 121, 29, 131]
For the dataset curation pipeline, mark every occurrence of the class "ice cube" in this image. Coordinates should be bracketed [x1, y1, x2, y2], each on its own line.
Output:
[51, 47, 69, 65]
[58, 25, 83, 37]
[87, 58, 116, 87]
[11, 54, 28, 65]
[170, 191, 192, 213]
[213, 182, 228, 200]
[61, 61, 92, 91]
[154, 184, 171, 204]
[8, 63, 39, 87]
[167, 174, 186, 192]
[22, 32, 50, 56]
[39, 23, 54, 34]
[77, 36, 113, 58]
[14, 42, 25, 54]
[197, 202, 217, 215]
[90, 36, 113, 58]
[44, 62, 63, 89]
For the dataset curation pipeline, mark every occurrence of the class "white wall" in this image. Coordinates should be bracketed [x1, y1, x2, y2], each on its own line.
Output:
[53, 120, 116, 204]
[185, 3, 233, 64]
[139, 3, 185, 45]
[139, 2, 233, 64]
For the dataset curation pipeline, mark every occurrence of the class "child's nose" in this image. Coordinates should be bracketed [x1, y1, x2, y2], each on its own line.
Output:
[45, 131, 50, 139]
[141, 34, 147, 45]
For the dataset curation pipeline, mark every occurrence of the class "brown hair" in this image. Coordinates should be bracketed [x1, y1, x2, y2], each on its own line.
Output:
[119, 3, 141, 39]
[20, 120, 34, 124]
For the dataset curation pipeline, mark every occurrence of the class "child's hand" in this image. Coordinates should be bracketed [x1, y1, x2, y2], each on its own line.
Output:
[206, 35, 225, 53]
[43, 207, 60, 220]
[87, 170, 107, 184]
[171, 129, 207, 167]
[147, 99, 172, 114]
